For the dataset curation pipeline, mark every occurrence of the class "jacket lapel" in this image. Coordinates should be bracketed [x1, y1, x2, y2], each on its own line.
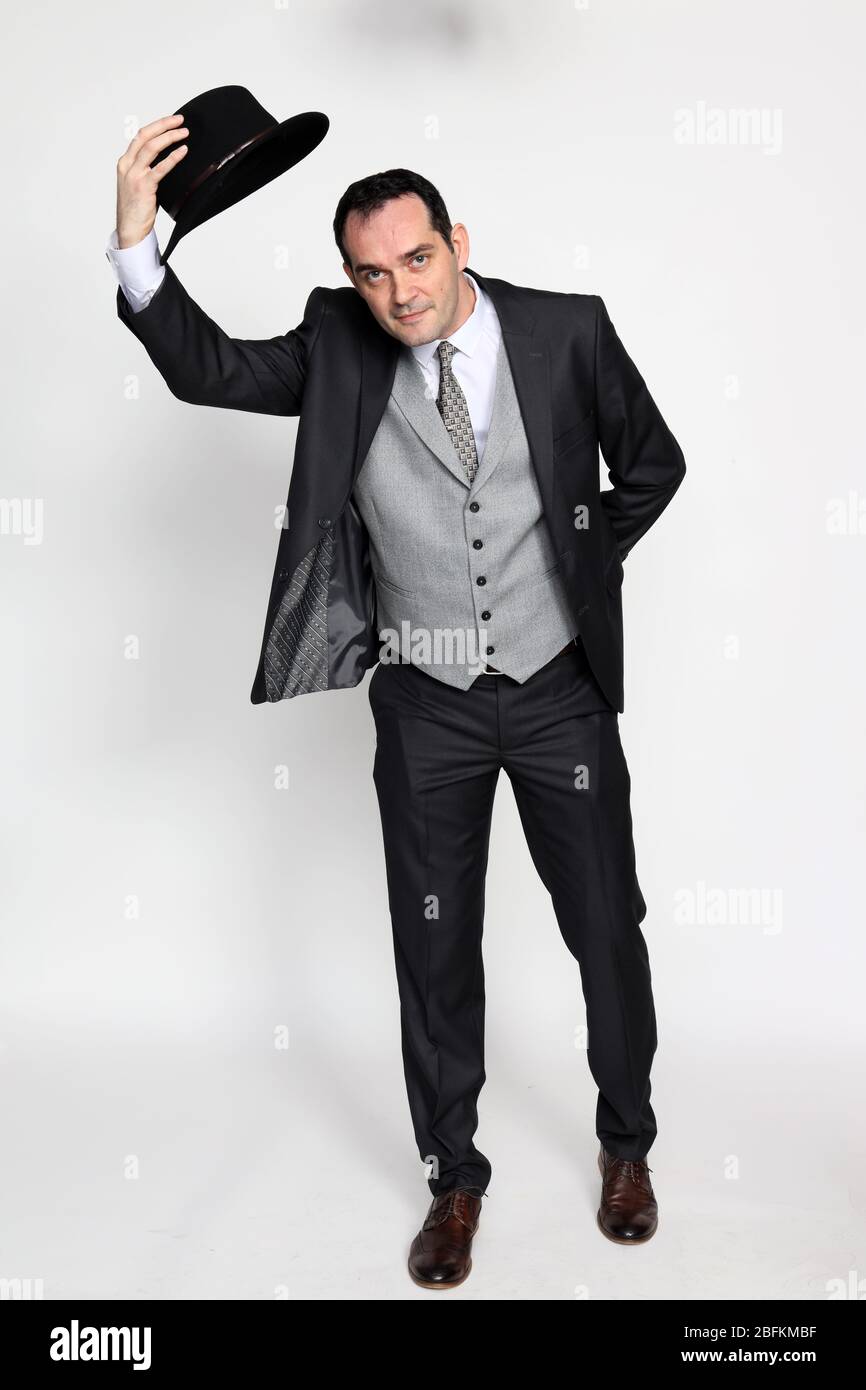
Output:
[352, 317, 400, 493]
[468, 266, 555, 521]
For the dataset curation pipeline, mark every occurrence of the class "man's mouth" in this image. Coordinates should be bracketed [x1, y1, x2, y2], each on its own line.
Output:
[397, 308, 429, 323]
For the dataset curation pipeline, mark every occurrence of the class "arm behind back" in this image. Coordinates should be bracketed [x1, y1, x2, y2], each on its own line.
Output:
[593, 294, 686, 560]
[115, 264, 327, 415]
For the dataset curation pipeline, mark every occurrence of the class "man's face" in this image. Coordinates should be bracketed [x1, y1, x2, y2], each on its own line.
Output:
[342, 193, 473, 346]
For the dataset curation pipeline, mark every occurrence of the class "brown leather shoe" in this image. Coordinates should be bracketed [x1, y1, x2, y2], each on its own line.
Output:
[407, 1188, 482, 1289]
[597, 1146, 658, 1244]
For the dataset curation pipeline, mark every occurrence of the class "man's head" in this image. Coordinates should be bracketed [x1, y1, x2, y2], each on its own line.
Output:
[333, 168, 475, 346]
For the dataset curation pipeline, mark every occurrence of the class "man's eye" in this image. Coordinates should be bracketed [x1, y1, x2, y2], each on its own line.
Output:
[365, 255, 426, 283]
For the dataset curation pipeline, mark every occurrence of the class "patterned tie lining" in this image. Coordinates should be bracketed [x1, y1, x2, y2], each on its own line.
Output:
[436, 340, 478, 484]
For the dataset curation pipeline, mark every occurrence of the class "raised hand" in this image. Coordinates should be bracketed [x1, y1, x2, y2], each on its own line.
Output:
[115, 113, 189, 249]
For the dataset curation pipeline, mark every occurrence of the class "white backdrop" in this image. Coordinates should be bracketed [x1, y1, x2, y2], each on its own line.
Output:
[2, 0, 864, 1300]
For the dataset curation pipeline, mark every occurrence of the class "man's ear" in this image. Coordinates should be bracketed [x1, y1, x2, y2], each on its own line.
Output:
[342, 261, 359, 291]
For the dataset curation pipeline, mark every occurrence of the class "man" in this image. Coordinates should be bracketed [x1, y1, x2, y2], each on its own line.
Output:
[108, 113, 686, 1289]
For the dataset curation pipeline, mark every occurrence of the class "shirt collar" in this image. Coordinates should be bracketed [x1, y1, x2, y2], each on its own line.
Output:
[409, 272, 486, 370]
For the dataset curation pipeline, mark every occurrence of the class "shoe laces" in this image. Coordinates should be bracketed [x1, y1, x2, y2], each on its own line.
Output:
[607, 1156, 653, 1193]
[426, 1187, 483, 1231]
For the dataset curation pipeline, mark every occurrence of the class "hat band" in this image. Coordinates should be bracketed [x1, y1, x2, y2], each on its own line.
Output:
[166, 124, 277, 220]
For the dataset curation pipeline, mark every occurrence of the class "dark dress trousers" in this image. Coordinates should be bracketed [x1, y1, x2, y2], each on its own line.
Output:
[369, 637, 656, 1195]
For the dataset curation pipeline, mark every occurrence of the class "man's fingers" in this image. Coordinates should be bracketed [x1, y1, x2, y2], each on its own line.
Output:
[132, 111, 185, 147]
[119, 113, 185, 167]
[149, 143, 188, 184]
[128, 123, 189, 174]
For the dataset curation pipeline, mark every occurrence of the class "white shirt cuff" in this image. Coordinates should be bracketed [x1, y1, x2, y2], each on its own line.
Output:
[105, 226, 165, 311]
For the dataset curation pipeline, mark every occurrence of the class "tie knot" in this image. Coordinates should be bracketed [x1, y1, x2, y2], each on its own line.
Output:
[437, 339, 456, 368]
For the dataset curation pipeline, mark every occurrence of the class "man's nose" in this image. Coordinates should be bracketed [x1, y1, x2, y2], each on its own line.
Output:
[391, 272, 419, 306]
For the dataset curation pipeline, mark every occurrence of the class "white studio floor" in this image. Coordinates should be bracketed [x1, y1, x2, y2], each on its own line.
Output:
[1, 1020, 860, 1302]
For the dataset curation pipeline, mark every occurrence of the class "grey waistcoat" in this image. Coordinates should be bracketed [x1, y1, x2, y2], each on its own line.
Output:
[351, 335, 575, 689]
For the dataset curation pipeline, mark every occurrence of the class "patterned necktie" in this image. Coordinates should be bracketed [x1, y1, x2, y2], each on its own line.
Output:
[435, 340, 478, 484]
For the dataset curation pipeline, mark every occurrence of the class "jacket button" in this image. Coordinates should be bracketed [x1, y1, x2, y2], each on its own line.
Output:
[476, 575, 486, 586]
[472, 539, 483, 549]
[469, 501, 480, 512]
[481, 610, 491, 620]
[317, 516, 333, 529]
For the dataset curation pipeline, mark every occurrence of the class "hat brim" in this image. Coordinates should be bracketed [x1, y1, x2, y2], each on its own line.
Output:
[159, 110, 329, 264]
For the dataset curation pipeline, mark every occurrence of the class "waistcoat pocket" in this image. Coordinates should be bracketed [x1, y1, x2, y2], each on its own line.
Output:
[376, 572, 415, 599]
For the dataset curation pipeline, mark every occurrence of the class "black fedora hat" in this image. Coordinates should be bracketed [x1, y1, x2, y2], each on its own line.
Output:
[152, 85, 329, 263]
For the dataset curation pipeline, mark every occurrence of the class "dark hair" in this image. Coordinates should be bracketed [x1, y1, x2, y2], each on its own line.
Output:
[333, 168, 454, 267]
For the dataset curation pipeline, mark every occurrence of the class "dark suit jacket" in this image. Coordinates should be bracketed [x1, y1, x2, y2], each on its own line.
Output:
[115, 264, 686, 711]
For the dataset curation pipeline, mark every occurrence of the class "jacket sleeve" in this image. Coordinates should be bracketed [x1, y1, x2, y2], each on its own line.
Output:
[115, 263, 327, 416]
[593, 295, 686, 560]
